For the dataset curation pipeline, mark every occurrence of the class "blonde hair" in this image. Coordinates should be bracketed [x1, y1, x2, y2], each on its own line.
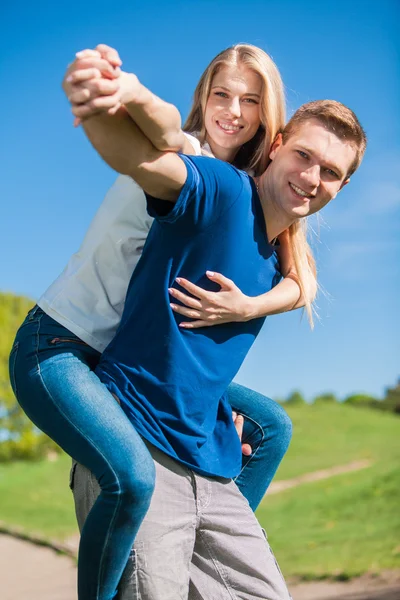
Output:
[288, 220, 317, 328]
[282, 101, 367, 327]
[183, 43, 286, 176]
[184, 46, 325, 328]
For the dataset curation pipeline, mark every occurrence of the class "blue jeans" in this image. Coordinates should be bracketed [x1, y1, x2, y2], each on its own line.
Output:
[230, 382, 292, 511]
[9, 306, 292, 596]
[9, 306, 156, 600]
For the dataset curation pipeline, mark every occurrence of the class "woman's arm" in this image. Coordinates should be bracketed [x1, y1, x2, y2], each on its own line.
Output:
[168, 271, 311, 329]
[65, 45, 195, 154]
[63, 53, 191, 200]
[168, 233, 317, 328]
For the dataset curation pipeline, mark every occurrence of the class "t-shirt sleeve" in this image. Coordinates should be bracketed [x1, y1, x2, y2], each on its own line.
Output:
[146, 155, 245, 234]
[105, 175, 153, 232]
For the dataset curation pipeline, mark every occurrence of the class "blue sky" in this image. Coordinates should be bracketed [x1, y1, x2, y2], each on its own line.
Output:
[1, 0, 399, 401]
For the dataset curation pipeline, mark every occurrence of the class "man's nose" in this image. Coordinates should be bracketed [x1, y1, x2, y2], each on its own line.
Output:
[301, 164, 320, 189]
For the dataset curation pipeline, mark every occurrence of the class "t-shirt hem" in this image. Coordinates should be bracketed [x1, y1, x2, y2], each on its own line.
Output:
[99, 375, 241, 480]
[37, 299, 106, 353]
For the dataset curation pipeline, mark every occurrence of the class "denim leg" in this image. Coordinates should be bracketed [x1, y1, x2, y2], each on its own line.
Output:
[226, 382, 292, 511]
[9, 307, 155, 600]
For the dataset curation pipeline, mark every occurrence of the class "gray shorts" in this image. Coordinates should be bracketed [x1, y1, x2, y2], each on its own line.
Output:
[70, 445, 291, 600]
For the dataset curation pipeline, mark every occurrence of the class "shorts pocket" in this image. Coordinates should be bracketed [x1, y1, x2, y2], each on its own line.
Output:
[261, 528, 289, 592]
[69, 460, 78, 490]
[8, 341, 19, 396]
[117, 549, 140, 600]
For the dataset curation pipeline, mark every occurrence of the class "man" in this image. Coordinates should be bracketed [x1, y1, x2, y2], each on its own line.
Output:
[65, 50, 366, 600]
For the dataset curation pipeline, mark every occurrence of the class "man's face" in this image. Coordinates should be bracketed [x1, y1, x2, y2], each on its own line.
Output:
[267, 119, 357, 219]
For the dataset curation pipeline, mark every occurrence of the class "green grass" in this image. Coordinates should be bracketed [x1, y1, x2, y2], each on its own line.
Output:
[256, 403, 400, 578]
[257, 461, 400, 578]
[1, 403, 399, 578]
[0, 453, 76, 539]
[274, 402, 400, 480]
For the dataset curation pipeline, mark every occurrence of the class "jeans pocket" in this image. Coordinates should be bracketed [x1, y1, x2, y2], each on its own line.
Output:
[47, 336, 89, 347]
[117, 549, 140, 600]
[27, 305, 40, 321]
[8, 341, 19, 396]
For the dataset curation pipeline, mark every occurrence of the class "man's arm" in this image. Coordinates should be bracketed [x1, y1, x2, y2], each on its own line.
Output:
[65, 46, 196, 155]
[81, 108, 187, 202]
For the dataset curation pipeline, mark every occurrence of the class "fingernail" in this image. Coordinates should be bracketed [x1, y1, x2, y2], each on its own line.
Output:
[206, 271, 215, 277]
[66, 75, 73, 82]
[175, 277, 181, 283]
[76, 51, 85, 58]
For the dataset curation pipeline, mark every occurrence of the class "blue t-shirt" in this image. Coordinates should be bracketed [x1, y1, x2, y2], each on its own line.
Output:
[96, 155, 281, 478]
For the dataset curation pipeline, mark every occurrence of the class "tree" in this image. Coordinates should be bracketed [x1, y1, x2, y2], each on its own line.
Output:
[343, 393, 378, 408]
[380, 381, 400, 414]
[313, 392, 338, 404]
[0, 292, 62, 461]
[285, 390, 306, 405]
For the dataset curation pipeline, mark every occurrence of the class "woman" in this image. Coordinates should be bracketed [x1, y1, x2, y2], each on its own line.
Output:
[9, 44, 316, 600]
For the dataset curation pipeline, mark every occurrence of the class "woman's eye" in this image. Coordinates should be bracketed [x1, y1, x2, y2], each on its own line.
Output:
[215, 91, 228, 98]
[243, 98, 258, 104]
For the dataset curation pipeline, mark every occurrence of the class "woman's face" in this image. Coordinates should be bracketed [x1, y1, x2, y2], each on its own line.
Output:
[204, 64, 262, 163]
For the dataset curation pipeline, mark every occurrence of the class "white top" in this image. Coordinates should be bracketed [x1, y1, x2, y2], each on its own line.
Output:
[38, 133, 203, 352]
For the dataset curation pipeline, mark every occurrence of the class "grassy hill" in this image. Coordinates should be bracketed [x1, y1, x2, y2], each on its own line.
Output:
[257, 403, 400, 578]
[0, 401, 399, 578]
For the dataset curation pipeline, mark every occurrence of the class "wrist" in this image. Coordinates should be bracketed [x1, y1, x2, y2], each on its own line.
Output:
[241, 295, 260, 321]
[119, 72, 142, 105]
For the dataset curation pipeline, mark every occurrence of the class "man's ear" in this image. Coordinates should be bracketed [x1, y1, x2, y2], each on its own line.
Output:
[339, 177, 350, 192]
[269, 133, 283, 161]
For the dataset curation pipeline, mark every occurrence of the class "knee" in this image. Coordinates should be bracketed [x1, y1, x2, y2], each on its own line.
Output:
[104, 454, 156, 510]
[271, 403, 293, 450]
[119, 459, 156, 507]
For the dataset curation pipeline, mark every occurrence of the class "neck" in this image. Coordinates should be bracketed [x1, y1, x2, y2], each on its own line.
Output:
[255, 173, 295, 242]
[206, 135, 239, 163]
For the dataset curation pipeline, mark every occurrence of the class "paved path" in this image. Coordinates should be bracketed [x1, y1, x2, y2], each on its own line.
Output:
[0, 534, 76, 600]
[1, 533, 399, 600]
[1, 459, 398, 600]
[266, 459, 372, 497]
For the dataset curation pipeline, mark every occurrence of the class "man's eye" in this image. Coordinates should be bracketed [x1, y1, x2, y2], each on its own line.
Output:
[325, 168, 339, 178]
[297, 150, 308, 159]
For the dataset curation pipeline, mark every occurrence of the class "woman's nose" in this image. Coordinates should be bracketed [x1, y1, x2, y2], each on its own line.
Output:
[227, 97, 241, 119]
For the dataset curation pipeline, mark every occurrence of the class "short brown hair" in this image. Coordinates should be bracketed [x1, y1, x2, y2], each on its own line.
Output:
[282, 100, 367, 177]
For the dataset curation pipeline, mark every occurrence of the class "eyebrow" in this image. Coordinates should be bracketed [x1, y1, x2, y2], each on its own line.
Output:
[211, 85, 261, 98]
[297, 144, 345, 179]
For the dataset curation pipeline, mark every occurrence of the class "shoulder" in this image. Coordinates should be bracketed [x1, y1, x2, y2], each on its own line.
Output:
[179, 154, 248, 187]
[183, 155, 252, 206]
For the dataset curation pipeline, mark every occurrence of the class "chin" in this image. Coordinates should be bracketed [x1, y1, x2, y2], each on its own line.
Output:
[291, 207, 311, 218]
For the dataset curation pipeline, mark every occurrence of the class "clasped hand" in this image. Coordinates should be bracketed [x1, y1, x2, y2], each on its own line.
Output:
[62, 44, 138, 123]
